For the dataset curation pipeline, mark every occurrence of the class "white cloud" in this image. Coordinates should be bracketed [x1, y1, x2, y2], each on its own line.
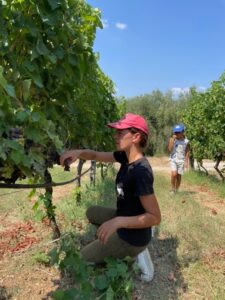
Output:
[171, 86, 207, 97]
[197, 86, 207, 92]
[171, 87, 190, 97]
[115, 22, 127, 30]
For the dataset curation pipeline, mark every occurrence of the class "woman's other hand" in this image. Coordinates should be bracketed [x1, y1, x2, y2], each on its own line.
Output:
[60, 150, 81, 166]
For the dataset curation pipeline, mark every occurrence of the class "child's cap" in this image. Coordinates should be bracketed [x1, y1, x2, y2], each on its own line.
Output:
[173, 124, 185, 133]
[107, 113, 149, 135]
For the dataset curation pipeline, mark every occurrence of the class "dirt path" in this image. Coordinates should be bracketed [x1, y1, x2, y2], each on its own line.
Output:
[150, 157, 225, 215]
[149, 156, 220, 174]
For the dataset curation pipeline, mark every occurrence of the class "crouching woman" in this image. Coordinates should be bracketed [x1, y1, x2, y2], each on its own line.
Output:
[60, 113, 161, 282]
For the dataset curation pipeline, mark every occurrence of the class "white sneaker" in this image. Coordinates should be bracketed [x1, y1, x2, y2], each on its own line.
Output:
[169, 189, 176, 195]
[136, 248, 154, 282]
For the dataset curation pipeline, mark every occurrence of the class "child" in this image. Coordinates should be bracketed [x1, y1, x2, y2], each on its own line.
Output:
[168, 124, 190, 194]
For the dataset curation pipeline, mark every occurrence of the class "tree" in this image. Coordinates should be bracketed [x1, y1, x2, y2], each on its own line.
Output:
[183, 73, 225, 178]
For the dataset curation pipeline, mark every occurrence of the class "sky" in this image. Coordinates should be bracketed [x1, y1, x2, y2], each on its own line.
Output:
[87, 0, 225, 98]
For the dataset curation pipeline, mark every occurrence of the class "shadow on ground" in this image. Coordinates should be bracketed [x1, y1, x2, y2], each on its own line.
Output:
[0, 286, 12, 300]
[136, 227, 189, 300]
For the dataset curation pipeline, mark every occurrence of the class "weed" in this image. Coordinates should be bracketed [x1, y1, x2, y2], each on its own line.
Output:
[32, 251, 50, 265]
[49, 234, 135, 300]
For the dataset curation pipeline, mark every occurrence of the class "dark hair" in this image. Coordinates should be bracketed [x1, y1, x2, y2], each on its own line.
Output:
[128, 127, 148, 148]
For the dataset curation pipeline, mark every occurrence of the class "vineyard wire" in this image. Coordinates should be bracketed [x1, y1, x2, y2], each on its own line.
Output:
[0, 167, 92, 189]
[0, 168, 88, 197]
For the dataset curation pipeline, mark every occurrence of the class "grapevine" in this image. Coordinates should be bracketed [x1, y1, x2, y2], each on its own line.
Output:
[0, 0, 119, 237]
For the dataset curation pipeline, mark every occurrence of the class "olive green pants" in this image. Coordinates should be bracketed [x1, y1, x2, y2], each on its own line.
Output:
[81, 205, 146, 263]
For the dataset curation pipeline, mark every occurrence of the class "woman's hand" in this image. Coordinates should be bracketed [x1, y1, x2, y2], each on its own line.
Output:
[59, 150, 81, 166]
[97, 217, 122, 244]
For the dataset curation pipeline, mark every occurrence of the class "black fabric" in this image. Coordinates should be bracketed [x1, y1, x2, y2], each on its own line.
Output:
[113, 151, 154, 246]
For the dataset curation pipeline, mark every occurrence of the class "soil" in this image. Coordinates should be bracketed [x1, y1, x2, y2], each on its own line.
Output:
[0, 157, 224, 300]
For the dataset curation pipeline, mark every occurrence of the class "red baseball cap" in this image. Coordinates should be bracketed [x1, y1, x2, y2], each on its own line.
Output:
[107, 113, 149, 135]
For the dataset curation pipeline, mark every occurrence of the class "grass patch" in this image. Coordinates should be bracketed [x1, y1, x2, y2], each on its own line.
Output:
[184, 170, 225, 199]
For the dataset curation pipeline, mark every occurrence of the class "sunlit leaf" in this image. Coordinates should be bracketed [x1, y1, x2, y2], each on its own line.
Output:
[23, 79, 32, 100]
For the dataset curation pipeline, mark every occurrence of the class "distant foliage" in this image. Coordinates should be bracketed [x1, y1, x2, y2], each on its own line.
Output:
[124, 90, 190, 155]
[183, 73, 225, 162]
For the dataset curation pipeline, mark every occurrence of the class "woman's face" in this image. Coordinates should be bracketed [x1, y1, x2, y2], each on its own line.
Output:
[114, 129, 134, 151]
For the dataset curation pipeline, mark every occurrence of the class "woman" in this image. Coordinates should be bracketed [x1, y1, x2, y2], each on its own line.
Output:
[60, 113, 161, 282]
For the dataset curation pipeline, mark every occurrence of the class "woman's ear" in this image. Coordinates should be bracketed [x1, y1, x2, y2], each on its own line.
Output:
[132, 132, 141, 144]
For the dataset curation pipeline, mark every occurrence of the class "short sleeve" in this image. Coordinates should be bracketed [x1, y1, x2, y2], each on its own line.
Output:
[134, 166, 154, 196]
[113, 151, 128, 165]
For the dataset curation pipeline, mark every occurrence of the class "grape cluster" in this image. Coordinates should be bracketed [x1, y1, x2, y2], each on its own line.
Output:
[0, 129, 68, 184]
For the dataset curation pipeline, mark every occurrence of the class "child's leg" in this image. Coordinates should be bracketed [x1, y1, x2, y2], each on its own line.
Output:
[170, 160, 178, 191]
[171, 171, 177, 190]
[176, 161, 184, 190]
[176, 174, 182, 190]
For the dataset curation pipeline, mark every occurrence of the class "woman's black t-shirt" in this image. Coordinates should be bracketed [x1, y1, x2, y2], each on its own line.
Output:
[113, 151, 154, 247]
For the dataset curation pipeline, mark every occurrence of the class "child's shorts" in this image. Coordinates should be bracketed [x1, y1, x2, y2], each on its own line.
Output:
[170, 160, 184, 175]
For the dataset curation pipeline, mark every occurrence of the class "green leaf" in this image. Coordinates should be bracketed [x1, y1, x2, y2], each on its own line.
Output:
[48, 53, 57, 64]
[32, 200, 40, 212]
[106, 286, 114, 300]
[53, 289, 79, 300]
[48, 247, 60, 265]
[16, 110, 30, 122]
[0, 165, 15, 179]
[47, 0, 61, 10]
[33, 210, 46, 222]
[106, 267, 118, 279]
[54, 47, 64, 59]
[94, 275, 109, 291]
[31, 49, 39, 61]
[28, 189, 36, 198]
[51, 290, 65, 300]
[10, 149, 24, 164]
[23, 79, 32, 100]
[25, 127, 44, 143]
[5, 84, 16, 97]
[29, 150, 45, 164]
[68, 54, 77, 66]
[36, 37, 49, 56]
[5, 139, 22, 151]
[31, 111, 41, 122]
[24, 60, 38, 72]
[0, 65, 7, 88]
[32, 74, 44, 88]
[0, 144, 7, 160]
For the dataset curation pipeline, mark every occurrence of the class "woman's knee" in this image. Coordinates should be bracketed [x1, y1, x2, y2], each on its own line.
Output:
[86, 205, 98, 223]
[86, 205, 117, 225]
